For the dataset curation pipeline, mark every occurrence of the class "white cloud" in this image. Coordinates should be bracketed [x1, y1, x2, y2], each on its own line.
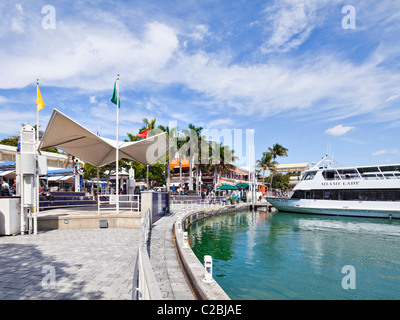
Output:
[0, 20, 179, 90]
[190, 24, 210, 41]
[261, 0, 333, 53]
[10, 4, 25, 33]
[208, 118, 234, 128]
[325, 125, 355, 136]
[15, 4, 23, 14]
[372, 149, 387, 156]
[0, 96, 9, 104]
[1, 0, 400, 128]
[372, 149, 398, 156]
[0, 109, 37, 136]
[385, 94, 400, 102]
[89, 96, 97, 104]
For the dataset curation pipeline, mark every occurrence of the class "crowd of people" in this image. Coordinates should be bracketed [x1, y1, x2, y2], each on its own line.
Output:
[1, 180, 15, 196]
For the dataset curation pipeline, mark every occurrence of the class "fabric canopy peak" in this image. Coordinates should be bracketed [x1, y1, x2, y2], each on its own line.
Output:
[39, 109, 168, 167]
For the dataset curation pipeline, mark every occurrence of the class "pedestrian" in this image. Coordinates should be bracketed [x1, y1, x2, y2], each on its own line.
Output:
[1, 180, 10, 196]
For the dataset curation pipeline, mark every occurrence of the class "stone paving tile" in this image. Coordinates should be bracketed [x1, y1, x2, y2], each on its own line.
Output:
[148, 212, 195, 300]
[1, 208, 199, 300]
[0, 228, 139, 300]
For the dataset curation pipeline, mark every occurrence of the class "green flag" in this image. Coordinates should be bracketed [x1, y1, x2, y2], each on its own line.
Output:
[111, 81, 120, 108]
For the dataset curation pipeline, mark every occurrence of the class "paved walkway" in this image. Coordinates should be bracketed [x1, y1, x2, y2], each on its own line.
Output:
[0, 209, 196, 300]
[148, 211, 195, 300]
[0, 228, 139, 300]
[0, 204, 199, 300]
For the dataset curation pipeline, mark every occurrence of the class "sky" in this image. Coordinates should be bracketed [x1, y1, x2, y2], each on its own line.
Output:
[1, 0, 400, 169]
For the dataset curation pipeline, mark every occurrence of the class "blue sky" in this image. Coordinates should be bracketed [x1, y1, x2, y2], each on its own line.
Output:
[1, 0, 400, 168]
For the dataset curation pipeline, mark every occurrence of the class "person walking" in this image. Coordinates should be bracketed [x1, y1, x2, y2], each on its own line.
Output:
[1, 180, 10, 196]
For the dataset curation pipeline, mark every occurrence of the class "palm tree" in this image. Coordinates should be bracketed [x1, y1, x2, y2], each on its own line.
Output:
[126, 132, 139, 142]
[126, 118, 157, 142]
[266, 143, 288, 195]
[141, 118, 157, 132]
[157, 124, 172, 191]
[208, 142, 239, 192]
[188, 124, 203, 192]
[256, 152, 274, 185]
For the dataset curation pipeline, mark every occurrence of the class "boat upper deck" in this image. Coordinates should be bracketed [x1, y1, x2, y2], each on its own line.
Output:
[303, 164, 400, 182]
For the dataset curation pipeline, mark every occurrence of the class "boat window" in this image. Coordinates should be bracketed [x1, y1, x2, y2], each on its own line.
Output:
[337, 169, 359, 180]
[358, 167, 379, 173]
[313, 190, 323, 199]
[291, 190, 305, 199]
[322, 170, 341, 180]
[362, 173, 378, 180]
[379, 165, 400, 172]
[302, 171, 317, 180]
[384, 173, 396, 179]
[289, 189, 400, 201]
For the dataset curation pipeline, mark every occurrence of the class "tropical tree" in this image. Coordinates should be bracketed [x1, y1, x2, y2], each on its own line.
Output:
[185, 124, 203, 191]
[266, 143, 288, 195]
[140, 118, 157, 132]
[126, 132, 139, 142]
[208, 142, 239, 192]
[264, 172, 292, 191]
[190, 124, 204, 192]
[256, 152, 275, 185]
[124, 118, 159, 188]
[0, 136, 19, 146]
[157, 124, 172, 191]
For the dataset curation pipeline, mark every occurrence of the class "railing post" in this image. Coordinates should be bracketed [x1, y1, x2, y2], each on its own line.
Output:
[176, 218, 182, 232]
[203, 255, 214, 283]
[183, 232, 189, 248]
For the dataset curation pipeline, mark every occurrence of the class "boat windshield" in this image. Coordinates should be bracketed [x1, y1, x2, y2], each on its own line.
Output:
[302, 171, 317, 180]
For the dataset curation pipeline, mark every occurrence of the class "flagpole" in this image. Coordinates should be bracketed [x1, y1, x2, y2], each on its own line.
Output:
[34, 79, 40, 235]
[116, 74, 120, 214]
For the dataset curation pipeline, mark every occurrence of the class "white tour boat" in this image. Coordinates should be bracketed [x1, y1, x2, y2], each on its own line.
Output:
[266, 156, 400, 219]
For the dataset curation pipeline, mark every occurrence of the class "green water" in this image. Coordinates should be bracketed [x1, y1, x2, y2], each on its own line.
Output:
[188, 210, 400, 300]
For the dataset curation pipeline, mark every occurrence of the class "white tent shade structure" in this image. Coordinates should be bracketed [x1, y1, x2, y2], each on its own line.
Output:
[0, 170, 16, 179]
[47, 175, 75, 182]
[38, 109, 168, 167]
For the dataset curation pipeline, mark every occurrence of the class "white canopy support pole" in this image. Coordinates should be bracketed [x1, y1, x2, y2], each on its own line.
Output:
[20, 171, 24, 235]
[147, 165, 149, 190]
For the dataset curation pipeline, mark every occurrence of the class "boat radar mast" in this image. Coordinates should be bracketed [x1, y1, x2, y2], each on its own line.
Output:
[309, 155, 343, 170]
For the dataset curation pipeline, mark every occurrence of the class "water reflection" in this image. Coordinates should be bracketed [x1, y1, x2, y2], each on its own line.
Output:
[188, 210, 400, 300]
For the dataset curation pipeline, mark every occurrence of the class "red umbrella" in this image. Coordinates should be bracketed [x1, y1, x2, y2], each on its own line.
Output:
[136, 128, 148, 138]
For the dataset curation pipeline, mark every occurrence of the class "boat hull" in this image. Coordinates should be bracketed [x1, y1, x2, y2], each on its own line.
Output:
[266, 197, 400, 219]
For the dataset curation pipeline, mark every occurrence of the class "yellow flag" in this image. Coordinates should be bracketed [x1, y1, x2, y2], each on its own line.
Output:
[36, 85, 46, 112]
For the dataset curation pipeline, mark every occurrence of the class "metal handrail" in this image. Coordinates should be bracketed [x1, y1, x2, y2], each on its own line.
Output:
[133, 208, 162, 300]
[97, 194, 140, 215]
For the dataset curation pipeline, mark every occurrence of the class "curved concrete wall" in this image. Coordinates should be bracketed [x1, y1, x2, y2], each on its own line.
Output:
[173, 203, 250, 300]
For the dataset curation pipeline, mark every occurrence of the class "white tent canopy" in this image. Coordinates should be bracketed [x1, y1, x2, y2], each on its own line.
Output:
[47, 175, 75, 182]
[0, 170, 16, 179]
[39, 109, 168, 167]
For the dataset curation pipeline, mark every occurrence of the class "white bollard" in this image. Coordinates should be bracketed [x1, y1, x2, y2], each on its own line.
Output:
[176, 220, 182, 232]
[203, 255, 214, 283]
[183, 232, 189, 248]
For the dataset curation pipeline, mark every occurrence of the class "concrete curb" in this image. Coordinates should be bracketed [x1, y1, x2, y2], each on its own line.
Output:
[173, 203, 250, 300]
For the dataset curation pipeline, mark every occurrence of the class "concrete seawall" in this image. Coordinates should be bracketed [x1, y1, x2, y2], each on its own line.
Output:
[173, 203, 250, 300]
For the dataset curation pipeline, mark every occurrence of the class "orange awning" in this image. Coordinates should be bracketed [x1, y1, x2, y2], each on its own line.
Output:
[170, 157, 195, 169]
